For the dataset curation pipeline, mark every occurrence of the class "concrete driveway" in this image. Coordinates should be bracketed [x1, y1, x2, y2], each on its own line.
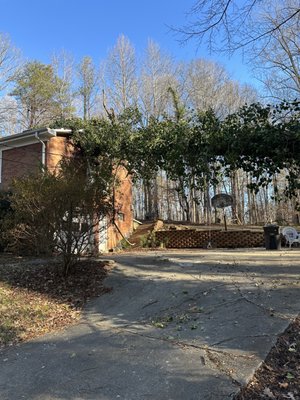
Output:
[1, 249, 300, 399]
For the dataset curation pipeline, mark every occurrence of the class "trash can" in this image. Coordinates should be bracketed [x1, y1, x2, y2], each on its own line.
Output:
[263, 225, 281, 250]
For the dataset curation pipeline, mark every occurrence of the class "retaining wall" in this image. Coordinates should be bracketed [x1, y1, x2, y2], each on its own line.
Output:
[155, 229, 264, 249]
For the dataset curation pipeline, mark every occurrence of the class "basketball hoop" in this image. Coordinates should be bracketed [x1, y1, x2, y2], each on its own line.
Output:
[211, 193, 233, 231]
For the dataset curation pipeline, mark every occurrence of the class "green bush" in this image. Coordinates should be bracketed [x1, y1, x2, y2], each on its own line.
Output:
[139, 231, 158, 248]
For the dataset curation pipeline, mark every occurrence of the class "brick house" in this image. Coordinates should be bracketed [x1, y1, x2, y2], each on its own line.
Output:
[0, 127, 133, 252]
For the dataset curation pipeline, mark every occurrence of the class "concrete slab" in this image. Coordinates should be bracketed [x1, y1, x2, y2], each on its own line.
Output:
[1, 249, 300, 399]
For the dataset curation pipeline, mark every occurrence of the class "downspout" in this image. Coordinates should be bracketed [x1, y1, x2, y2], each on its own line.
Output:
[35, 132, 46, 168]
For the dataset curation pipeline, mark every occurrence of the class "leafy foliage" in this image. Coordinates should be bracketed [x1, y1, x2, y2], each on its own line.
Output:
[54, 99, 300, 205]
[218, 100, 300, 198]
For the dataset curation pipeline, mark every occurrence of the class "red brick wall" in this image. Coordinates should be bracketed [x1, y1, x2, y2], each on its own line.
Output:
[1, 137, 74, 189]
[155, 230, 264, 248]
[46, 137, 74, 173]
[1, 143, 42, 189]
[107, 167, 133, 250]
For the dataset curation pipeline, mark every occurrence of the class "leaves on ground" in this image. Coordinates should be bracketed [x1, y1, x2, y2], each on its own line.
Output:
[234, 316, 300, 400]
[0, 255, 111, 348]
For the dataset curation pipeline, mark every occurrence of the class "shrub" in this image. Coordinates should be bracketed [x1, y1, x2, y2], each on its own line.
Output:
[6, 157, 113, 275]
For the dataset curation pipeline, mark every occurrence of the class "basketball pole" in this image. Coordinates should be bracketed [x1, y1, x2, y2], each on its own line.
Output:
[224, 209, 227, 231]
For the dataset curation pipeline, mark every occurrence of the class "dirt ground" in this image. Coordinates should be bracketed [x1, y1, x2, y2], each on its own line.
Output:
[0, 255, 111, 348]
[235, 316, 300, 399]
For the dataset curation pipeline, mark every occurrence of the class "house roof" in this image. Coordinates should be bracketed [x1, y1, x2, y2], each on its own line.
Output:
[0, 128, 72, 148]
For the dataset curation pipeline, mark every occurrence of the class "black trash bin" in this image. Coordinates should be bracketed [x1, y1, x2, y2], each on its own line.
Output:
[263, 225, 281, 250]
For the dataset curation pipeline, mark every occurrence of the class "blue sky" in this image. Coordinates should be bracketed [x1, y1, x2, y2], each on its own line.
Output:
[0, 0, 255, 86]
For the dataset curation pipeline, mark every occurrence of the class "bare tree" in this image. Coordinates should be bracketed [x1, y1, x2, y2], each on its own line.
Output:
[51, 50, 75, 119]
[218, 80, 258, 116]
[0, 33, 21, 91]
[0, 33, 21, 135]
[0, 95, 18, 136]
[180, 59, 228, 113]
[77, 56, 99, 120]
[178, 59, 257, 117]
[139, 40, 177, 121]
[251, 0, 300, 100]
[104, 35, 137, 113]
[138, 41, 180, 219]
[176, 0, 300, 53]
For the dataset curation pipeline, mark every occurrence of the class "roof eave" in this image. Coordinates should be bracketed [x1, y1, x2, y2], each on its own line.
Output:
[0, 127, 72, 147]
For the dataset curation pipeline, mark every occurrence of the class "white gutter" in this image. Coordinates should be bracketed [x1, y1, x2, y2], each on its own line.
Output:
[48, 128, 72, 135]
[34, 129, 57, 167]
[34, 129, 71, 167]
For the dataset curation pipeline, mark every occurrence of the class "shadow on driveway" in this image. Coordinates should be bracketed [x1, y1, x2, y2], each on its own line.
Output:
[1, 249, 300, 400]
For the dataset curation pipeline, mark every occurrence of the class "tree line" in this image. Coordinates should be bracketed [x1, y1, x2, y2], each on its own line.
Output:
[0, 34, 257, 134]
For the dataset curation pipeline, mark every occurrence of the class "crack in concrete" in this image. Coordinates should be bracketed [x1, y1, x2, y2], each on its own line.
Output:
[108, 323, 245, 388]
[233, 282, 290, 320]
[107, 325, 255, 361]
[205, 349, 242, 388]
[154, 257, 270, 315]
[141, 300, 159, 309]
[156, 282, 229, 316]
